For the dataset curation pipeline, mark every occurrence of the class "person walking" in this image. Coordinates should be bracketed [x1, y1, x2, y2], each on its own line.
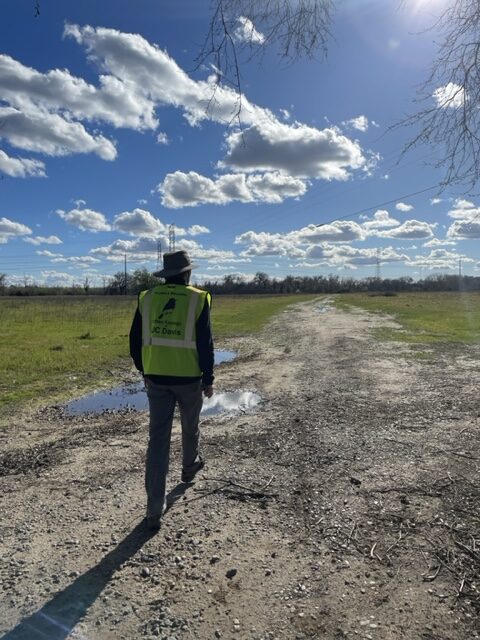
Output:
[129, 250, 214, 531]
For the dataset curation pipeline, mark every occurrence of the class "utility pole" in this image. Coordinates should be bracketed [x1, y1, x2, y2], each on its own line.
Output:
[124, 253, 127, 295]
[168, 224, 175, 252]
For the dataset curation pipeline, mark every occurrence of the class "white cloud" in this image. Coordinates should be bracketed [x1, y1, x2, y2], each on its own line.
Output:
[208, 256, 252, 264]
[445, 199, 480, 237]
[90, 236, 234, 262]
[395, 202, 413, 212]
[248, 172, 308, 202]
[430, 197, 442, 205]
[422, 237, 457, 247]
[343, 115, 369, 132]
[24, 235, 63, 245]
[1, 24, 371, 189]
[0, 106, 116, 160]
[361, 210, 400, 230]
[91, 237, 157, 261]
[0, 53, 158, 130]
[0, 217, 32, 243]
[64, 23, 269, 128]
[35, 249, 101, 266]
[306, 244, 408, 268]
[176, 238, 236, 260]
[50, 255, 101, 266]
[447, 220, 480, 239]
[207, 265, 236, 271]
[194, 272, 256, 284]
[156, 132, 169, 145]
[0, 150, 46, 178]
[433, 82, 465, 109]
[234, 17, 265, 44]
[221, 121, 367, 180]
[159, 172, 246, 208]
[188, 225, 210, 236]
[376, 219, 435, 239]
[235, 230, 305, 257]
[158, 170, 307, 208]
[408, 248, 472, 270]
[113, 208, 166, 236]
[296, 221, 366, 243]
[234, 219, 367, 260]
[293, 261, 329, 268]
[447, 198, 480, 220]
[40, 270, 75, 285]
[57, 207, 111, 232]
[36, 249, 62, 257]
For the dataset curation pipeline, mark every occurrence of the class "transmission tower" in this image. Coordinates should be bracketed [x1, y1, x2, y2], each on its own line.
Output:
[156, 239, 162, 270]
[168, 224, 176, 252]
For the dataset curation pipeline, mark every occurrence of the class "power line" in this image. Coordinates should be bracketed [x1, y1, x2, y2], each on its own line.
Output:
[313, 184, 439, 228]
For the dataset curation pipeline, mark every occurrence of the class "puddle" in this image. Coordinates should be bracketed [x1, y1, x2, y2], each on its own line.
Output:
[202, 391, 261, 416]
[215, 349, 237, 364]
[315, 297, 334, 314]
[64, 349, 262, 417]
[65, 383, 148, 415]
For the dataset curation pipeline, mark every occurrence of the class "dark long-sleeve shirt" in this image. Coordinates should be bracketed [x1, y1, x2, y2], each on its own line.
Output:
[129, 291, 215, 386]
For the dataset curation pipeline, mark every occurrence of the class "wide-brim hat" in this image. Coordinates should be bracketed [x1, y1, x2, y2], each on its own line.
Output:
[153, 250, 198, 278]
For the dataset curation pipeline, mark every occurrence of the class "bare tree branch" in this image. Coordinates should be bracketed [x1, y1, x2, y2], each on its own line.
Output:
[395, 0, 480, 190]
[195, 0, 334, 123]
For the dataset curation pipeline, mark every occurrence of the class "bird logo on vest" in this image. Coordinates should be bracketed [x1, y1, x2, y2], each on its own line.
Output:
[156, 298, 176, 321]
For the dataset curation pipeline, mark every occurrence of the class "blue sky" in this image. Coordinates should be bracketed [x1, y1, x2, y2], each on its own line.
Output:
[1, 0, 479, 287]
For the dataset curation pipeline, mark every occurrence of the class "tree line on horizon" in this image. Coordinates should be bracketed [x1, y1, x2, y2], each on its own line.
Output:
[1, 269, 479, 297]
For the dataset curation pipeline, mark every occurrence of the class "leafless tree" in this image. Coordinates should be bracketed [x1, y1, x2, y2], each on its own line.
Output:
[196, 0, 334, 119]
[396, 0, 480, 189]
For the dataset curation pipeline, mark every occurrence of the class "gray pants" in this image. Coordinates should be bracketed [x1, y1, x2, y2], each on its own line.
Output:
[144, 379, 203, 517]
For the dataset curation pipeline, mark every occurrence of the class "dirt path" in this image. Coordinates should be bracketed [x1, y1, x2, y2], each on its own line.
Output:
[0, 299, 479, 640]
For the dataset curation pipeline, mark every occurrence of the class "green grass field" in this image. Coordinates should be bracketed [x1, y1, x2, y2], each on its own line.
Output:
[336, 291, 480, 344]
[0, 294, 317, 415]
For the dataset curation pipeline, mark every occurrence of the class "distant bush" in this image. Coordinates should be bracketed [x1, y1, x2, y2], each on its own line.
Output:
[368, 291, 398, 297]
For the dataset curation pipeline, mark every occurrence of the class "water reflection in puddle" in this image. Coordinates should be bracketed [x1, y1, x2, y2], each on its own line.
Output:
[315, 297, 333, 313]
[202, 391, 261, 416]
[64, 349, 261, 417]
[215, 350, 236, 364]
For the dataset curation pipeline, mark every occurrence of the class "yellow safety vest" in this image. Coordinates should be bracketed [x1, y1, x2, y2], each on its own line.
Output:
[139, 284, 210, 377]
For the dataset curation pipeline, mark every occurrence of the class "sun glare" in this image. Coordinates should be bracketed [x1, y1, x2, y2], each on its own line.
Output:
[408, 0, 449, 14]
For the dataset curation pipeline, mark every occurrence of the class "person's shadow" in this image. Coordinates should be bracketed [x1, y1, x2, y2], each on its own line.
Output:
[1, 483, 190, 640]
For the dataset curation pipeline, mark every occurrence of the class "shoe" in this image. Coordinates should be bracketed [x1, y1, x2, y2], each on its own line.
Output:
[146, 500, 167, 531]
[181, 456, 205, 483]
